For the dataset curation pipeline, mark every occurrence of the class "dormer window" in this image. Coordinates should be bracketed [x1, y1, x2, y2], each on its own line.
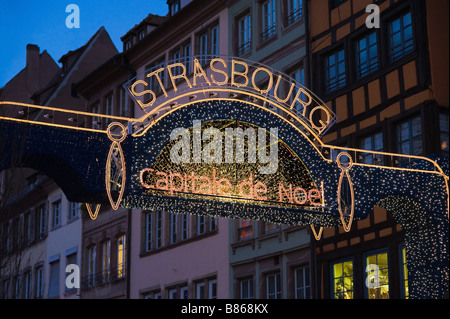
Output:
[170, 0, 180, 16]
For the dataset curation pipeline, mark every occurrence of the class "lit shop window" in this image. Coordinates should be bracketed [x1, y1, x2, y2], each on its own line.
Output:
[332, 260, 354, 299]
[366, 251, 389, 299]
[117, 235, 126, 279]
[400, 246, 409, 299]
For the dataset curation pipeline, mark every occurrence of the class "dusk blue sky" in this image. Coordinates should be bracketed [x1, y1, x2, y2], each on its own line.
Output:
[0, 1, 169, 87]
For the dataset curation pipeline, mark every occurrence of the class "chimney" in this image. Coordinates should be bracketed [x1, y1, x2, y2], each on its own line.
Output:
[26, 44, 40, 95]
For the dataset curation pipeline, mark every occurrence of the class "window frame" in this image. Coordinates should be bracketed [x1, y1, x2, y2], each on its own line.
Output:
[364, 249, 390, 299]
[355, 31, 379, 79]
[388, 10, 414, 63]
[236, 11, 252, 56]
[330, 258, 354, 299]
[324, 48, 346, 94]
[260, 0, 277, 42]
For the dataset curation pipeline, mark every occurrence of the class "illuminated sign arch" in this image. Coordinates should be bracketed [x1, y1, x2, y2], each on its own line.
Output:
[0, 55, 448, 299]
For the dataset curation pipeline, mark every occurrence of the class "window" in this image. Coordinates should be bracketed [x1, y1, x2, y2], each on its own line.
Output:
[48, 259, 60, 297]
[119, 86, 128, 117]
[397, 116, 423, 156]
[88, 246, 96, 287]
[197, 23, 219, 65]
[52, 200, 61, 228]
[156, 212, 162, 248]
[209, 279, 217, 299]
[169, 288, 178, 299]
[142, 290, 162, 299]
[102, 240, 110, 283]
[24, 271, 31, 299]
[286, 0, 303, 25]
[261, 0, 276, 41]
[117, 235, 126, 279]
[14, 275, 21, 299]
[440, 112, 449, 156]
[170, 213, 177, 244]
[264, 222, 279, 234]
[324, 49, 346, 93]
[360, 132, 384, 164]
[294, 266, 310, 299]
[170, 0, 180, 15]
[105, 94, 114, 126]
[238, 13, 251, 55]
[36, 205, 47, 239]
[184, 42, 192, 74]
[180, 285, 189, 299]
[66, 252, 77, 292]
[35, 266, 43, 298]
[181, 213, 189, 240]
[144, 212, 152, 252]
[366, 251, 389, 299]
[197, 215, 206, 235]
[210, 217, 218, 232]
[389, 11, 414, 62]
[240, 278, 254, 299]
[148, 58, 166, 96]
[290, 66, 305, 112]
[196, 282, 205, 299]
[2, 279, 9, 299]
[24, 212, 32, 244]
[400, 246, 409, 299]
[212, 25, 219, 56]
[199, 32, 208, 66]
[238, 219, 253, 240]
[332, 260, 354, 299]
[172, 49, 182, 77]
[266, 273, 281, 299]
[356, 32, 378, 78]
[68, 202, 79, 221]
[138, 29, 145, 41]
[91, 102, 101, 130]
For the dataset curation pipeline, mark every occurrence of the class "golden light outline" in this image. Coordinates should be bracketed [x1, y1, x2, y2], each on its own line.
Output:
[86, 203, 101, 220]
[311, 225, 324, 240]
[336, 152, 355, 232]
[105, 122, 127, 211]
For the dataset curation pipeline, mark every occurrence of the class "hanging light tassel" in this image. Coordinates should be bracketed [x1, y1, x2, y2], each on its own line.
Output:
[310, 225, 323, 240]
[105, 122, 127, 210]
[336, 152, 355, 232]
[86, 203, 101, 220]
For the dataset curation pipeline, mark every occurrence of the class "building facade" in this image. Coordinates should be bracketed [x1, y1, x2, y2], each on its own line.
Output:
[1, 0, 448, 300]
[227, 0, 313, 299]
[309, 0, 448, 299]
[122, 0, 232, 299]
[0, 27, 118, 299]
